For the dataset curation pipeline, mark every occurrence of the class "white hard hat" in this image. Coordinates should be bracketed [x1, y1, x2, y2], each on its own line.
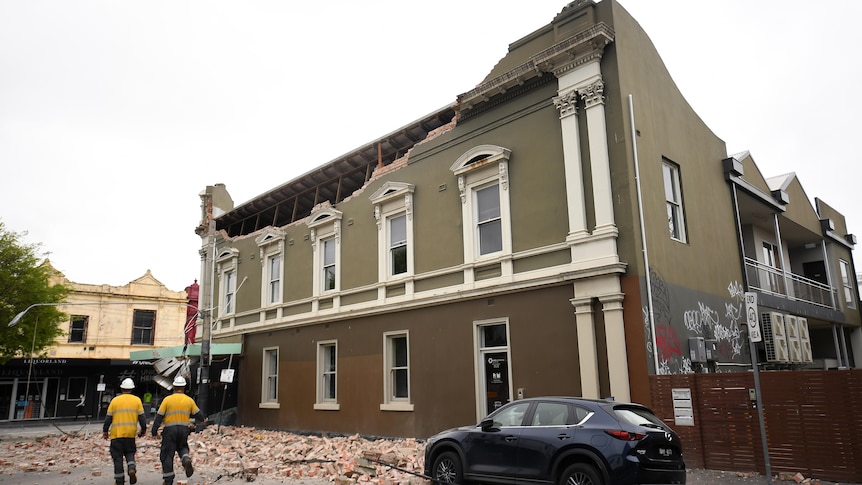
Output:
[172, 376, 187, 387]
[120, 378, 135, 390]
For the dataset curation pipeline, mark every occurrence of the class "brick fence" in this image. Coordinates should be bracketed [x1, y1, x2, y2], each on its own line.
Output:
[649, 370, 862, 483]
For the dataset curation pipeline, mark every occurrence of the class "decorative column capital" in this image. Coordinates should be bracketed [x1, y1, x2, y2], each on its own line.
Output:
[553, 90, 579, 118]
[580, 79, 605, 108]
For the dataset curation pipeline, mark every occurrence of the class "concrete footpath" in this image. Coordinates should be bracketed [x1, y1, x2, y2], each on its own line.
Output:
[1, 419, 858, 485]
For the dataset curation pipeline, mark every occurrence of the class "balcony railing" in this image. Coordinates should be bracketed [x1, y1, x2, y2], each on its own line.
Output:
[744, 257, 837, 309]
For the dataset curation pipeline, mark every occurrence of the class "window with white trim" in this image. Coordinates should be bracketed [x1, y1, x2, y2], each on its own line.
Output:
[315, 340, 339, 410]
[381, 331, 413, 411]
[476, 183, 502, 255]
[450, 145, 512, 263]
[662, 159, 687, 242]
[267, 254, 282, 304]
[261, 347, 279, 408]
[307, 207, 342, 295]
[216, 248, 240, 316]
[840, 259, 856, 309]
[370, 182, 415, 281]
[389, 215, 408, 275]
[224, 270, 236, 314]
[256, 229, 285, 307]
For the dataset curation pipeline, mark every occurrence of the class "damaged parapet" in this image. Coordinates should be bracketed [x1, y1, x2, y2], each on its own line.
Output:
[197, 183, 234, 237]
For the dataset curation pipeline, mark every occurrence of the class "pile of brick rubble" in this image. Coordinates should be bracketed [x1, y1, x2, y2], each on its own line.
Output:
[0, 425, 427, 484]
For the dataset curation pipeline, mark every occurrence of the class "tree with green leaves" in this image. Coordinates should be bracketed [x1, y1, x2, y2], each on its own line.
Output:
[0, 221, 68, 364]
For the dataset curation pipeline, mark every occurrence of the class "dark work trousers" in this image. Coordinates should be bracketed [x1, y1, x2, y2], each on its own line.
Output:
[159, 425, 190, 485]
[109, 438, 137, 485]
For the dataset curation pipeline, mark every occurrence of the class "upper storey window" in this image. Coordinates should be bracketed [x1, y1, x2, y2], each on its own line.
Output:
[216, 248, 240, 316]
[370, 182, 415, 281]
[307, 207, 343, 295]
[256, 229, 285, 307]
[662, 159, 687, 243]
[450, 145, 513, 262]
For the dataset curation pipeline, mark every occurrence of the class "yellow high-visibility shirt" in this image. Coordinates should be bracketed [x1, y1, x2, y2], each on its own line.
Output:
[106, 393, 145, 439]
[157, 393, 200, 428]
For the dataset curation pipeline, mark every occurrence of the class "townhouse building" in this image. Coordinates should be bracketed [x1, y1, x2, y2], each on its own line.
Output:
[197, 0, 860, 438]
[1, 267, 191, 421]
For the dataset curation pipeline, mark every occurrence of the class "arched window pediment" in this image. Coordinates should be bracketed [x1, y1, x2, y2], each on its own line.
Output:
[216, 248, 239, 264]
[307, 207, 343, 230]
[255, 228, 285, 247]
[450, 144, 511, 176]
[369, 181, 415, 204]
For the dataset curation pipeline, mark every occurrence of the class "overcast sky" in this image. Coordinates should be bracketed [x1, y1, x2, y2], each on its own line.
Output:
[2, 0, 860, 292]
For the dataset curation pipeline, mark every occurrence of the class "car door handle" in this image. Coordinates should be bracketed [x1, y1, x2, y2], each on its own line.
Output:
[505, 436, 518, 442]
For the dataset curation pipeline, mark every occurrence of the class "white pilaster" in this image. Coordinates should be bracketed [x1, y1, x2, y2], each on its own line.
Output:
[553, 89, 588, 241]
[581, 79, 616, 231]
[572, 297, 600, 399]
[600, 294, 630, 402]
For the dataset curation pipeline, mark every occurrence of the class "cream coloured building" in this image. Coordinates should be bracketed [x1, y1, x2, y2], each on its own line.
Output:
[1, 268, 191, 421]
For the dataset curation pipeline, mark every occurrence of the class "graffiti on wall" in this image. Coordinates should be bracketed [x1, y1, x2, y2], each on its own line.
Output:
[643, 269, 746, 375]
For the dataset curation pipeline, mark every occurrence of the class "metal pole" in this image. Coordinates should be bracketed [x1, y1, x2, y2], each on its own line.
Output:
[198, 219, 216, 422]
[748, 340, 771, 483]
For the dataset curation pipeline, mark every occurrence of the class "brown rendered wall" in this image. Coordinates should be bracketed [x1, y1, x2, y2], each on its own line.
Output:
[236, 283, 586, 439]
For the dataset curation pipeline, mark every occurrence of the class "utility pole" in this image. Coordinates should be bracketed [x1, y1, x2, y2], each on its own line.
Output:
[195, 184, 233, 424]
[195, 204, 217, 423]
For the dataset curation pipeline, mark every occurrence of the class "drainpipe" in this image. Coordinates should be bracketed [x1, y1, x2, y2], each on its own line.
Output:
[628, 94, 660, 375]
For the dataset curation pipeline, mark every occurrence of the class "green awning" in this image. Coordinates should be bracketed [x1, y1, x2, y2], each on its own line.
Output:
[130, 343, 242, 361]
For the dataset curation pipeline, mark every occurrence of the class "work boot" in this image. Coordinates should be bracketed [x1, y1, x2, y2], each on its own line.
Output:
[128, 468, 137, 485]
[182, 456, 194, 477]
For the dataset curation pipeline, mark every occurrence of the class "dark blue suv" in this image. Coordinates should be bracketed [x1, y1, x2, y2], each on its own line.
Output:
[424, 397, 686, 485]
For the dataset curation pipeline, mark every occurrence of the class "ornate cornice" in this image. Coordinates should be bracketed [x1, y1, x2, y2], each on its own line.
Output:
[457, 22, 614, 112]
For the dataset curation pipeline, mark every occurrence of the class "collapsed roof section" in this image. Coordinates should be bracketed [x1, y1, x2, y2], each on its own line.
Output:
[216, 106, 456, 238]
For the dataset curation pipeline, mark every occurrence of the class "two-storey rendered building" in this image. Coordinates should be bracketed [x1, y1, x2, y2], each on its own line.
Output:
[197, 0, 860, 438]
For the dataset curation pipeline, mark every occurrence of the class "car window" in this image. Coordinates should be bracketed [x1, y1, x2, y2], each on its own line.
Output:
[530, 402, 569, 426]
[613, 406, 669, 430]
[572, 405, 591, 424]
[490, 402, 531, 427]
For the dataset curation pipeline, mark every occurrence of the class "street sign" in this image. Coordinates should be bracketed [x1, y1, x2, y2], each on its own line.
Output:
[744, 292, 762, 342]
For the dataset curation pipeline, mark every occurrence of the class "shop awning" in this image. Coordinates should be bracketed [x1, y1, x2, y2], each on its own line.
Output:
[129, 343, 242, 361]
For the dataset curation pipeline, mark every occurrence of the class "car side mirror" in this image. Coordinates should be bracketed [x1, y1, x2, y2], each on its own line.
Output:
[480, 418, 497, 431]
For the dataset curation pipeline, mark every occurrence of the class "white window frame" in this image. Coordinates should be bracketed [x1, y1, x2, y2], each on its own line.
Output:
[314, 340, 339, 410]
[256, 229, 285, 307]
[451, 145, 513, 264]
[662, 159, 687, 243]
[380, 330, 413, 411]
[370, 182, 415, 282]
[260, 346, 280, 409]
[307, 207, 343, 296]
[216, 248, 240, 317]
[840, 259, 856, 309]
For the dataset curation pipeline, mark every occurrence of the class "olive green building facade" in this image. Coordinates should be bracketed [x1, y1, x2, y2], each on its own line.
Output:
[196, 0, 860, 438]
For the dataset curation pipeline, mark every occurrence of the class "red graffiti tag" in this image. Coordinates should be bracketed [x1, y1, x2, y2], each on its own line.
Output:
[655, 325, 681, 360]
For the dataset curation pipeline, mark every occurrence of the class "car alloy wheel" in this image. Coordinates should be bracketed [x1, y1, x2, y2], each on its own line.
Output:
[432, 451, 463, 484]
[560, 463, 602, 485]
